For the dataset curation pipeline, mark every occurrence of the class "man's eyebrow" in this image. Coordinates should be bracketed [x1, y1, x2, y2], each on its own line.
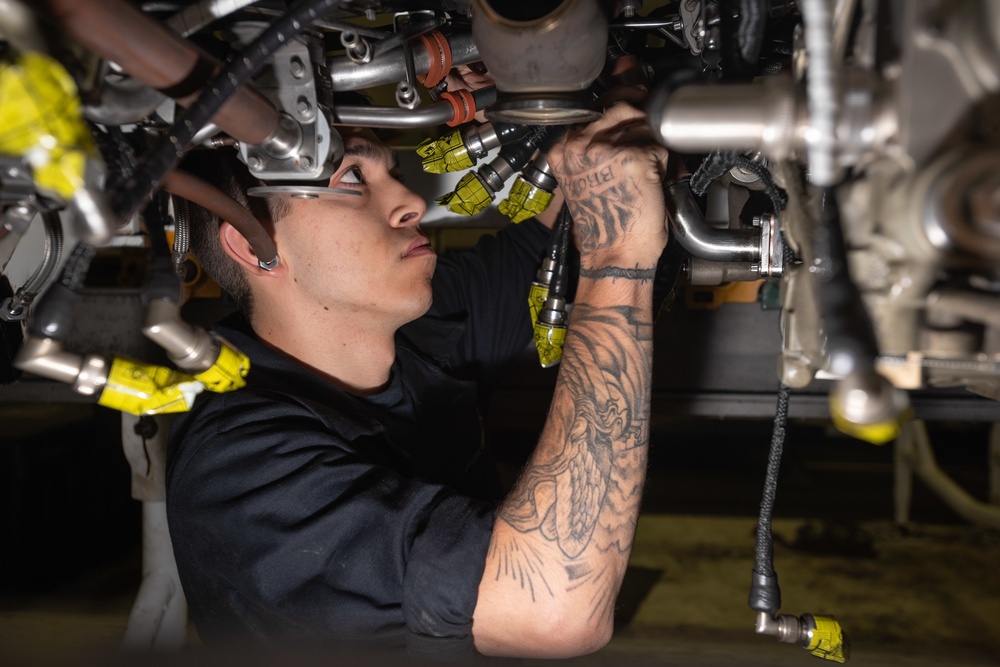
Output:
[343, 141, 399, 171]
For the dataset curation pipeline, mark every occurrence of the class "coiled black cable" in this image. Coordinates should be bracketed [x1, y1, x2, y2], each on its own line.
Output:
[112, 0, 345, 223]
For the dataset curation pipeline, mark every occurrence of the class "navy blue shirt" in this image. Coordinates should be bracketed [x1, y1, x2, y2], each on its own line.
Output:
[166, 219, 550, 653]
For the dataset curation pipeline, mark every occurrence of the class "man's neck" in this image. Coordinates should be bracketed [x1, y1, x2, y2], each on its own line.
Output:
[251, 307, 397, 396]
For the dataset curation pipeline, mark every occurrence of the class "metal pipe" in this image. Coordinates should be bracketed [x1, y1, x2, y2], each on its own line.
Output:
[665, 179, 761, 263]
[332, 88, 497, 129]
[927, 289, 1000, 329]
[161, 169, 278, 270]
[167, 0, 260, 38]
[901, 420, 1000, 530]
[47, 0, 279, 145]
[142, 298, 220, 373]
[329, 32, 479, 92]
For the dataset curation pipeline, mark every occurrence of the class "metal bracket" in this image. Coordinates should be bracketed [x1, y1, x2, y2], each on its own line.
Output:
[235, 25, 340, 182]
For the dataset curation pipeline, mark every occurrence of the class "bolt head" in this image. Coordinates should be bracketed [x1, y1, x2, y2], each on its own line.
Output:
[249, 156, 263, 170]
[300, 156, 314, 170]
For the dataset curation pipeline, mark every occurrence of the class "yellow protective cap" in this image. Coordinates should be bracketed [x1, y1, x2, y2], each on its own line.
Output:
[498, 178, 555, 223]
[195, 338, 250, 393]
[528, 282, 549, 330]
[806, 615, 849, 663]
[829, 397, 902, 445]
[416, 131, 475, 174]
[98, 357, 202, 416]
[533, 320, 566, 368]
[435, 172, 493, 216]
[0, 52, 95, 200]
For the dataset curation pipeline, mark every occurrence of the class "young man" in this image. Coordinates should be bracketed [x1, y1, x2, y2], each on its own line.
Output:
[166, 100, 669, 659]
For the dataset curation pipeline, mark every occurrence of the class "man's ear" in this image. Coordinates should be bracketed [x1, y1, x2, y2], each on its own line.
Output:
[219, 221, 283, 276]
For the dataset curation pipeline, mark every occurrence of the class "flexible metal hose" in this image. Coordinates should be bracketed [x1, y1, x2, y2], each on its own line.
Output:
[162, 171, 278, 268]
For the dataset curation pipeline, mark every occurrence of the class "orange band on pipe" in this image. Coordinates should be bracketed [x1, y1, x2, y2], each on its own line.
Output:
[441, 90, 476, 127]
[417, 31, 452, 88]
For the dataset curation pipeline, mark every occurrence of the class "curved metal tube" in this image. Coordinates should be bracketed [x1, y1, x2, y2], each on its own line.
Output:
[142, 298, 219, 373]
[161, 170, 278, 269]
[15, 336, 83, 385]
[329, 32, 480, 92]
[332, 88, 497, 129]
[665, 179, 761, 263]
[48, 0, 279, 145]
[900, 420, 1000, 530]
[927, 288, 1000, 329]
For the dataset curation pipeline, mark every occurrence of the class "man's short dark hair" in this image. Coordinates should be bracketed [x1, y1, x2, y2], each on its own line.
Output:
[177, 147, 290, 318]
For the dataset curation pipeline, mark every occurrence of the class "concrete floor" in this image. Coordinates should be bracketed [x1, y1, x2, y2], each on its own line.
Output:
[1, 514, 997, 666]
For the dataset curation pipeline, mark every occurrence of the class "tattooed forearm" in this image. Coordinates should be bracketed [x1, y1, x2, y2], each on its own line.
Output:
[500, 303, 653, 561]
[579, 266, 656, 282]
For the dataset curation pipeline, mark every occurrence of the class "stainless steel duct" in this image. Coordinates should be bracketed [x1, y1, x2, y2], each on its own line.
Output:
[665, 179, 761, 264]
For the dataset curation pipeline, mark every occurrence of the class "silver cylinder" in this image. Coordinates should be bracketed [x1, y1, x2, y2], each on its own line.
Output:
[651, 76, 804, 160]
[141, 298, 219, 373]
[15, 336, 84, 385]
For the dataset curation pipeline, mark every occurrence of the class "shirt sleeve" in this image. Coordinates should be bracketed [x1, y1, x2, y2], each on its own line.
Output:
[166, 392, 495, 644]
[418, 218, 550, 387]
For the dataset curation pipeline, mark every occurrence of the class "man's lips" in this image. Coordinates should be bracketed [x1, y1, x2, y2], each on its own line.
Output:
[402, 238, 435, 258]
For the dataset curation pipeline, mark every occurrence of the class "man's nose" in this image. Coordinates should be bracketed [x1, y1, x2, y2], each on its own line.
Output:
[389, 183, 427, 228]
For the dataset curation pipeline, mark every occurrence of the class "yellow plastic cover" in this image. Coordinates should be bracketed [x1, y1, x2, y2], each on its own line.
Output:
[195, 339, 250, 393]
[435, 172, 493, 216]
[533, 320, 566, 368]
[498, 178, 555, 223]
[0, 52, 94, 200]
[416, 132, 474, 174]
[528, 282, 548, 330]
[98, 358, 201, 416]
[806, 615, 849, 663]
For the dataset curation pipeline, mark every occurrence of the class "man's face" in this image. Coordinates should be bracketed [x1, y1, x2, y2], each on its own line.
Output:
[270, 129, 436, 327]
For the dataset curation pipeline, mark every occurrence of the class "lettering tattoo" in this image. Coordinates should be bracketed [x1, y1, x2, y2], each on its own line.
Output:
[579, 266, 656, 282]
[496, 304, 653, 617]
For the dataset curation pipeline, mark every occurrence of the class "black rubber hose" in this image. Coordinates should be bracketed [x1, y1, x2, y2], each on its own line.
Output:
[549, 206, 573, 300]
[28, 242, 96, 340]
[494, 123, 533, 146]
[112, 0, 345, 223]
[814, 187, 879, 376]
[738, 0, 770, 65]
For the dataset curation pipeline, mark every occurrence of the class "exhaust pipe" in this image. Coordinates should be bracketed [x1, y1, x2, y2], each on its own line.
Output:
[472, 0, 607, 124]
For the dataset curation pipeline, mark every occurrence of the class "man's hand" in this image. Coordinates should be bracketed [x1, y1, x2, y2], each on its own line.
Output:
[547, 102, 669, 268]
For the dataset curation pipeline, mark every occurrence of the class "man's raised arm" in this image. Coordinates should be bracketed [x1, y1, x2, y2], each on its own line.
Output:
[472, 102, 670, 658]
